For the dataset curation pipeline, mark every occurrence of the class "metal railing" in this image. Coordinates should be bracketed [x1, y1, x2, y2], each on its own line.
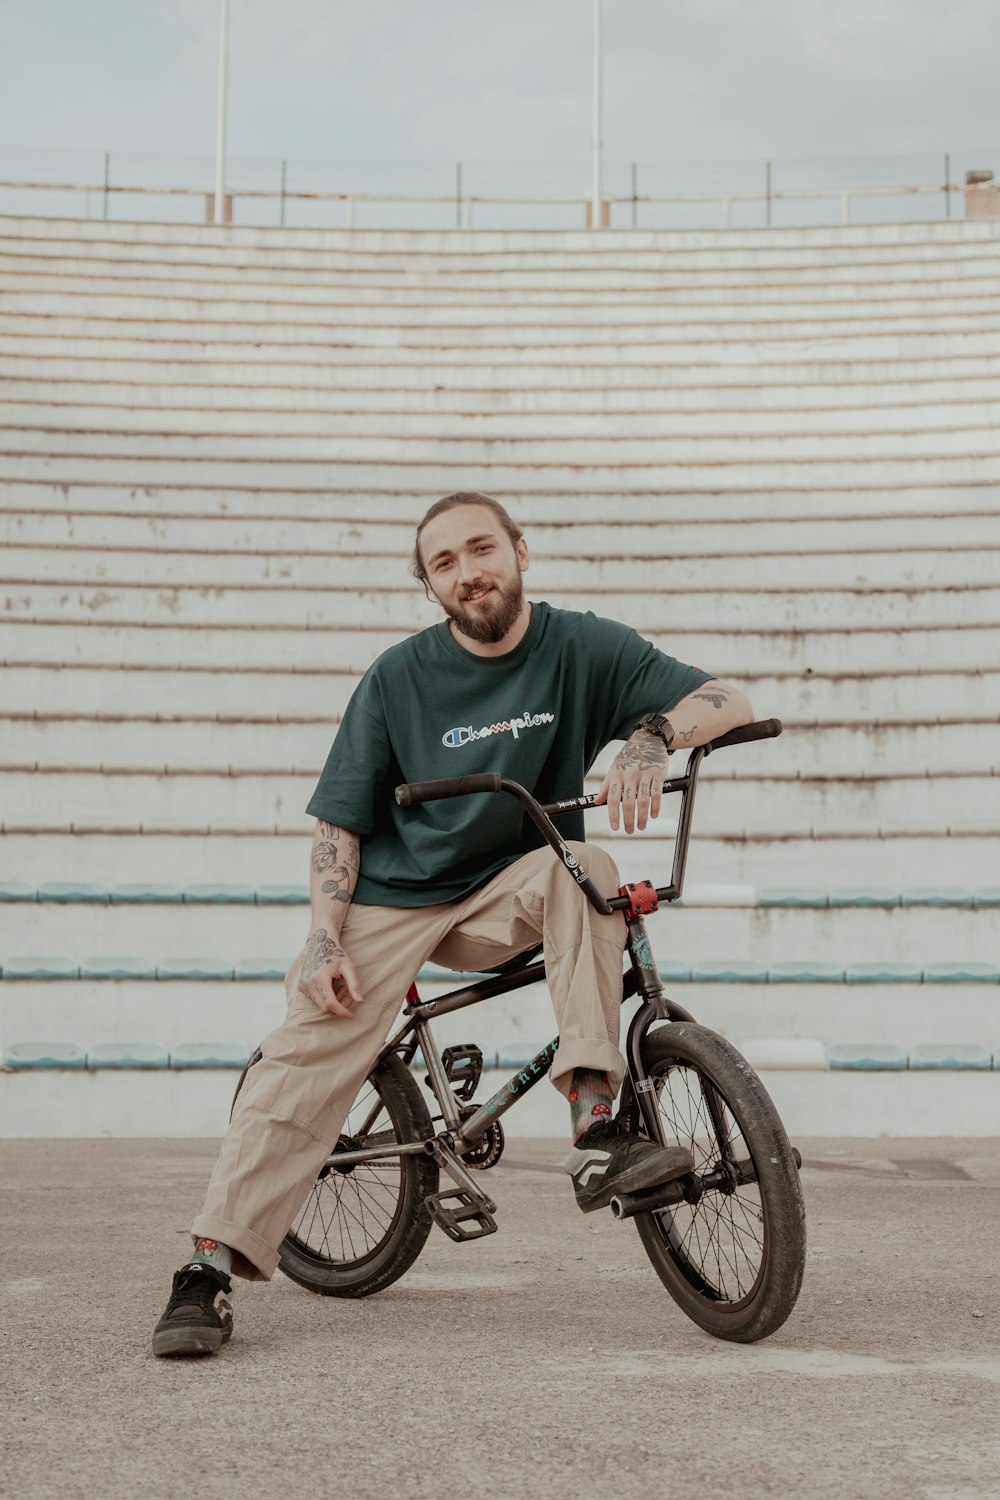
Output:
[1, 148, 998, 231]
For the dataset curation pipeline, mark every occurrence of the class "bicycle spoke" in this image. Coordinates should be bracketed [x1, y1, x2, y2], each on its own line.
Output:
[650, 1055, 768, 1305]
[287, 1088, 407, 1265]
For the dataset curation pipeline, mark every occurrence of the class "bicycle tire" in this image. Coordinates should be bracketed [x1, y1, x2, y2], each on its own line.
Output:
[232, 1048, 439, 1298]
[633, 1023, 806, 1342]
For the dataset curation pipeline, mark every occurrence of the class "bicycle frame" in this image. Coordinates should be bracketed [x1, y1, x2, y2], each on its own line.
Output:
[325, 738, 735, 1171]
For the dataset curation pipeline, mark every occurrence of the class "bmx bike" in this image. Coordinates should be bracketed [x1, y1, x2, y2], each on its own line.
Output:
[234, 717, 807, 1344]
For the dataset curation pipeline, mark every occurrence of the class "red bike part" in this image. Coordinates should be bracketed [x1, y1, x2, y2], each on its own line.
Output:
[618, 880, 659, 918]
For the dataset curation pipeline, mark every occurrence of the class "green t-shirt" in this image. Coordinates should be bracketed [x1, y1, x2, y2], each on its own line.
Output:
[306, 601, 713, 907]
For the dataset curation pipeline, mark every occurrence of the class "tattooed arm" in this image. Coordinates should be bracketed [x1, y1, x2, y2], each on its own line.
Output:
[598, 680, 754, 834]
[299, 820, 365, 1018]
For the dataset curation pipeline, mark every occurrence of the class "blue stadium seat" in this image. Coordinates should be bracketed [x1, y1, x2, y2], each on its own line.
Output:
[845, 962, 923, 983]
[658, 959, 692, 981]
[828, 1043, 907, 1070]
[37, 882, 109, 903]
[829, 889, 900, 908]
[4, 1041, 86, 1069]
[3, 956, 79, 979]
[88, 1042, 169, 1069]
[255, 885, 309, 905]
[183, 885, 254, 904]
[170, 1042, 252, 1070]
[80, 956, 157, 980]
[234, 958, 288, 981]
[155, 957, 233, 980]
[110, 883, 184, 904]
[923, 961, 1000, 983]
[901, 888, 974, 907]
[690, 961, 767, 982]
[768, 962, 844, 982]
[909, 1044, 991, 1070]
[0, 881, 36, 902]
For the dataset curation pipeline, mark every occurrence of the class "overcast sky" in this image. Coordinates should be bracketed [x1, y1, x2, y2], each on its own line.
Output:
[1, 0, 997, 165]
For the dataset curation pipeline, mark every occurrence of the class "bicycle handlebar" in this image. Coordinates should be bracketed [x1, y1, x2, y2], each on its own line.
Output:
[393, 720, 782, 913]
[705, 717, 782, 752]
[394, 772, 502, 807]
[394, 720, 783, 809]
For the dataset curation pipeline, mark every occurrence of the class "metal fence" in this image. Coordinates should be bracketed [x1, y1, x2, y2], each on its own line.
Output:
[1, 145, 999, 230]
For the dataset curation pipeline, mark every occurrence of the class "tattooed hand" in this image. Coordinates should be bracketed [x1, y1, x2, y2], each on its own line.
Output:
[299, 926, 365, 1018]
[596, 731, 671, 835]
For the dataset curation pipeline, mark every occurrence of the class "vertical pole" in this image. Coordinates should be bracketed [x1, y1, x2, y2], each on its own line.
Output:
[214, 0, 230, 226]
[944, 152, 951, 220]
[103, 151, 110, 220]
[591, 0, 603, 229]
[631, 161, 637, 228]
[279, 159, 287, 226]
[456, 161, 462, 229]
[765, 160, 772, 227]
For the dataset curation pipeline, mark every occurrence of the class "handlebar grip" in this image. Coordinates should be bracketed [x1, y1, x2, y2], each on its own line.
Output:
[707, 718, 782, 752]
[395, 773, 504, 807]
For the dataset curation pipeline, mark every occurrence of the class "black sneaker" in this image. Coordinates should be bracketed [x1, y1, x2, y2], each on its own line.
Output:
[564, 1120, 694, 1213]
[152, 1263, 234, 1357]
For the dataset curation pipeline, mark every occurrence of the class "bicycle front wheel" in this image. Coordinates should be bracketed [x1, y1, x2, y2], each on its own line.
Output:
[634, 1023, 806, 1343]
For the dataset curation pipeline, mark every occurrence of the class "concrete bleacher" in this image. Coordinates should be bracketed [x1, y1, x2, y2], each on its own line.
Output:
[1, 214, 998, 1136]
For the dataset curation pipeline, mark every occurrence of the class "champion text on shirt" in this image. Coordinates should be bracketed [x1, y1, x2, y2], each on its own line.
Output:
[442, 712, 556, 748]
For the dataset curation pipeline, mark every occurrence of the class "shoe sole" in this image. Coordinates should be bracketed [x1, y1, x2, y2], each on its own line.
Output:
[576, 1146, 695, 1213]
[152, 1323, 232, 1358]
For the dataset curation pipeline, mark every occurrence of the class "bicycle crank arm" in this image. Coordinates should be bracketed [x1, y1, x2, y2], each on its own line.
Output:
[432, 1138, 498, 1213]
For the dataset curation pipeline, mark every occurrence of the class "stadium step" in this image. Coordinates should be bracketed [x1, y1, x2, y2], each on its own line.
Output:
[1, 214, 996, 1141]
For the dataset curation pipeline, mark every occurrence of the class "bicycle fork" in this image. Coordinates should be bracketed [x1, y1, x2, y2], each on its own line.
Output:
[618, 913, 803, 1221]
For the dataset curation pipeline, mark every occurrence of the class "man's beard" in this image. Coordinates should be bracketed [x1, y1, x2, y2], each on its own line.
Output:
[443, 573, 525, 645]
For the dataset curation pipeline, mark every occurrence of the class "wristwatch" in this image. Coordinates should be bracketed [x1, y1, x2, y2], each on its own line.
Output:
[634, 712, 675, 747]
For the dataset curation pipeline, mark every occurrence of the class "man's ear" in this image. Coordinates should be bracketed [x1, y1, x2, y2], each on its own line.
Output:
[517, 538, 529, 573]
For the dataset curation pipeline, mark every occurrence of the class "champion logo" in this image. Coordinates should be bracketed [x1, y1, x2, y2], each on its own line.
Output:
[442, 711, 555, 749]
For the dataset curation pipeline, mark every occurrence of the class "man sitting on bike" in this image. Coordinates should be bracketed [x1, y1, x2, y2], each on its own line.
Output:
[153, 492, 754, 1357]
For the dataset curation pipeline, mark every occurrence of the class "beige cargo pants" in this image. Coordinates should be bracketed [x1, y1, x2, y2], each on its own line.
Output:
[192, 841, 627, 1279]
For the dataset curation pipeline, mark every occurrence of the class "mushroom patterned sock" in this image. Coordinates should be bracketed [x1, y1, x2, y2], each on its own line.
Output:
[188, 1237, 234, 1277]
[568, 1069, 614, 1141]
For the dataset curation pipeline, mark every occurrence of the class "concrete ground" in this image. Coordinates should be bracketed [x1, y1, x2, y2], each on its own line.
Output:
[1, 1138, 999, 1500]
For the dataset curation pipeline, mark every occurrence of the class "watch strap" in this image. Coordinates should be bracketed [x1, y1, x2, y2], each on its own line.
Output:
[635, 713, 675, 747]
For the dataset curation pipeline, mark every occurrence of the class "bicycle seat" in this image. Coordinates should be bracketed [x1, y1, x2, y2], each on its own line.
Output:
[483, 943, 544, 976]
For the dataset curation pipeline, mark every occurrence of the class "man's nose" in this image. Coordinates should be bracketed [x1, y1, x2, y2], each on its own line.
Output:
[457, 554, 483, 584]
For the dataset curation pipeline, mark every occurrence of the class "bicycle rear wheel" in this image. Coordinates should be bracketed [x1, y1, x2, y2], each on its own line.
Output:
[233, 1048, 439, 1297]
[634, 1023, 806, 1342]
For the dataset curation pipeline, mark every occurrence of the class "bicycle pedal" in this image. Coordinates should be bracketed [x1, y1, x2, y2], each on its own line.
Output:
[424, 1187, 498, 1243]
[425, 1044, 483, 1103]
